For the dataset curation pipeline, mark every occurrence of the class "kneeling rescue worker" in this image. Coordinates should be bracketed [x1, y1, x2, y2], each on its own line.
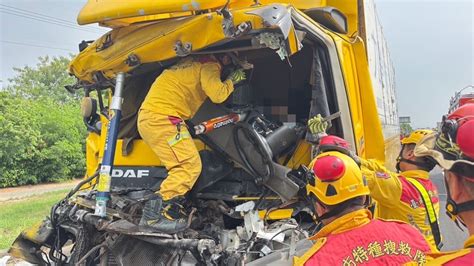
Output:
[293, 150, 432, 265]
[414, 103, 474, 264]
[137, 54, 246, 233]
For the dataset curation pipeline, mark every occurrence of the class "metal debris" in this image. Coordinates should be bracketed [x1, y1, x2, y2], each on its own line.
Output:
[246, 4, 293, 39]
[255, 32, 288, 60]
[174, 40, 192, 57]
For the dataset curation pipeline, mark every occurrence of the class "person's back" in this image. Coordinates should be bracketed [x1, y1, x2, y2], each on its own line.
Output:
[140, 57, 234, 119]
[303, 130, 442, 249]
[297, 210, 431, 265]
[305, 123, 442, 249]
[294, 151, 432, 266]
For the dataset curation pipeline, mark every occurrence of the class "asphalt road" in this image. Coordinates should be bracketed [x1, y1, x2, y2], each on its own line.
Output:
[430, 167, 469, 251]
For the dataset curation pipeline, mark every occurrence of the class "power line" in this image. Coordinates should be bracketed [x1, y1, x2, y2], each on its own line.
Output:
[0, 3, 103, 30]
[1, 40, 76, 52]
[0, 9, 104, 34]
[0, 4, 105, 33]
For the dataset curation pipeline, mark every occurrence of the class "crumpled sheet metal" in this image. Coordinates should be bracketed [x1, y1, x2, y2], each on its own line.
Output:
[69, 4, 302, 83]
[246, 4, 293, 39]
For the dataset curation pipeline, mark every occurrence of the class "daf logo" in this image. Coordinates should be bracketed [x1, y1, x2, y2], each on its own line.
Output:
[111, 169, 150, 178]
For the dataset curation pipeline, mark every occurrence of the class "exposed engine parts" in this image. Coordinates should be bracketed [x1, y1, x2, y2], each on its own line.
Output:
[23, 187, 310, 265]
[11, 105, 315, 265]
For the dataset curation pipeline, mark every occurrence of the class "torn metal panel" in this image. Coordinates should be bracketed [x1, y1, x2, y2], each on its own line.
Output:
[70, 4, 303, 82]
[246, 4, 293, 39]
[247, 5, 303, 60]
[255, 32, 289, 60]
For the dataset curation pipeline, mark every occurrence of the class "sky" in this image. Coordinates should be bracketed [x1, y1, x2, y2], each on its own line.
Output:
[0, 0, 473, 128]
[376, 0, 473, 128]
[0, 0, 106, 85]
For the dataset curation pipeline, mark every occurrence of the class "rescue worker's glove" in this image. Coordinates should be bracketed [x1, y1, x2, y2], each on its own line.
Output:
[227, 68, 246, 85]
[308, 114, 328, 135]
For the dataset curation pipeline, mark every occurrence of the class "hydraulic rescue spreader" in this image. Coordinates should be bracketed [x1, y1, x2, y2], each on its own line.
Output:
[95, 73, 125, 217]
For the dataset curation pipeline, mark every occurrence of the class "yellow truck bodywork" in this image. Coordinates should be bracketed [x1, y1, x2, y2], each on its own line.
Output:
[78, 0, 326, 25]
[70, 0, 399, 191]
[8, 2, 401, 263]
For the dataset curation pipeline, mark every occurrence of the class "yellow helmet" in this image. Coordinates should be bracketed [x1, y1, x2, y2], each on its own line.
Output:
[401, 129, 434, 145]
[306, 151, 370, 206]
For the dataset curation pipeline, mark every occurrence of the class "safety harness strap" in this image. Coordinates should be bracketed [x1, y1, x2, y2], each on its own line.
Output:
[406, 177, 442, 250]
[398, 157, 432, 172]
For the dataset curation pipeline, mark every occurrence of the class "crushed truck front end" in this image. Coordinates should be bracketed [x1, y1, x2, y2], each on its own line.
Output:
[9, 1, 399, 265]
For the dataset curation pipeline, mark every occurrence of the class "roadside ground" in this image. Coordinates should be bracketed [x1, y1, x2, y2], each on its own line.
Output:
[0, 189, 70, 249]
[0, 179, 80, 252]
[0, 179, 80, 203]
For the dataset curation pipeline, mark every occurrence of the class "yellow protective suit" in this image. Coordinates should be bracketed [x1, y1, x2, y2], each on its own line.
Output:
[140, 57, 234, 119]
[425, 235, 474, 265]
[138, 57, 234, 200]
[361, 159, 440, 250]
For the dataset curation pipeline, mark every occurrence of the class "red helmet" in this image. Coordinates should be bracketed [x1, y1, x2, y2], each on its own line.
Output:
[415, 103, 474, 172]
[445, 103, 474, 160]
[318, 135, 360, 166]
[319, 135, 351, 152]
[307, 151, 369, 206]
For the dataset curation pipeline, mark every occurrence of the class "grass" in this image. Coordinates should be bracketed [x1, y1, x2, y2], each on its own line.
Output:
[0, 189, 69, 249]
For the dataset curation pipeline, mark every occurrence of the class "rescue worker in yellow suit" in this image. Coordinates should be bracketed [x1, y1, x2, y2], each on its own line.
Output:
[308, 115, 442, 250]
[414, 103, 474, 265]
[293, 150, 432, 265]
[137, 54, 246, 233]
[360, 130, 441, 250]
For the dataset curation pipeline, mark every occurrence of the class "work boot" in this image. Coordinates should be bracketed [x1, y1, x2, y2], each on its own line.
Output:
[139, 194, 188, 234]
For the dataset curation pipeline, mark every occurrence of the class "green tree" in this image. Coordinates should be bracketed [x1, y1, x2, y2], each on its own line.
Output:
[5, 56, 79, 103]
[400, 123, 413, 137]
[0, 56, 86, 187]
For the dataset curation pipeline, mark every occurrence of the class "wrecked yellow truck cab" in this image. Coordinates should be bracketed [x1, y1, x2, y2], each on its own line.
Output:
[9, 1, 399, 264]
